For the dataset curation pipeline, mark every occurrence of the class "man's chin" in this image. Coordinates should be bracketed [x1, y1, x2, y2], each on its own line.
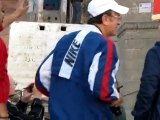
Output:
[111, 32, 117, 37]
[107, 32, 117, 37]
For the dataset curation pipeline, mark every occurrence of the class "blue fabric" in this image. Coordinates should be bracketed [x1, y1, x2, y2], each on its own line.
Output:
[132, 41, 160, 120]
[49, 75, 112, 120]
[44, 0, 60, 10]
[35, 28, 120, 120]
[71, 1, 82, 24]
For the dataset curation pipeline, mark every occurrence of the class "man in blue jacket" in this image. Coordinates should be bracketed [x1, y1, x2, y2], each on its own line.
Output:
[132, 41, 160, 120]
[35, 0, 129, 119]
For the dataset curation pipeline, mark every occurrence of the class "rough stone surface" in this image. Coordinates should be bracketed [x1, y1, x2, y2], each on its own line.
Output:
[117, 22, 160, 120]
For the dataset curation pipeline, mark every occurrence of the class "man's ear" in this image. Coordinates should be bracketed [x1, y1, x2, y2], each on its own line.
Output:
[102, 14, 111, 25]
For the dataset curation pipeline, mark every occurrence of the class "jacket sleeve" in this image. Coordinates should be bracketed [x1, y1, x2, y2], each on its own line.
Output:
[88, 39, 119, 103]
[7, 99, 44, 120]
[16, 100, 28, 113]
[132, 48, 160, 120]
[28, 98, 44, 120]
[0, 38, 9, 103]
[35, 49, 54, 96]
[7, 101, 34, 120]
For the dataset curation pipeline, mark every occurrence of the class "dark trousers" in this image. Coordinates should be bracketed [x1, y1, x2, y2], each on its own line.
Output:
[71, 1, 81, 24]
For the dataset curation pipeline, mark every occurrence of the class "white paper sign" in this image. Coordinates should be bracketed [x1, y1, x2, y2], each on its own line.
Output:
[139, 2, 152, 13]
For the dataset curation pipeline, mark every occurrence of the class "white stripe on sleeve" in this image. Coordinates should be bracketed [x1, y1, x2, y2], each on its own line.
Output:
[39, 54, 53, 91]
[111, 60, 120, 98]
[88, 52, 102, 92]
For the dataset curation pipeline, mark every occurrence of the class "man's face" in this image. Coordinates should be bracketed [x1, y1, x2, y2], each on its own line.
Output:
[103, 11, 121, 37]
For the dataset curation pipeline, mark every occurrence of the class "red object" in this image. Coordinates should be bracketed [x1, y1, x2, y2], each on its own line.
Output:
[152, 0, 160, 21]
[0, 28, 10, 103]
[0, 25, 3, 31]
[100, 36, 113, 103]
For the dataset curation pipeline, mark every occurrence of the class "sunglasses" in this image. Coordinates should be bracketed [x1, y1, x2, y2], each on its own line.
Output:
[110, 15, 122, 21]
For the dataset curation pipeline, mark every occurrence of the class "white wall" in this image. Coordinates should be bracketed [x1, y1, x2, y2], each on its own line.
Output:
[8, 21, 92, 89]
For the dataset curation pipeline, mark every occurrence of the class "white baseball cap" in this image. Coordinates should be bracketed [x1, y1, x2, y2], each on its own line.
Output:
[88, 0, 129, 17]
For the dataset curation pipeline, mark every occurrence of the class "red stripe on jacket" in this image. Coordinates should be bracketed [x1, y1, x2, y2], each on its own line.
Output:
[100, 36, 113, 102]
[0, 34, 10, 103]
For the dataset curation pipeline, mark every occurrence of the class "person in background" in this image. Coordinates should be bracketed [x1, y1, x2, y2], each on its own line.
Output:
[0, 0, 28, 119]
[71, 0, 83, 24]
[132, 34, 160, 119]
[35, 0, 129, 119]
[7, 76, 44, 120]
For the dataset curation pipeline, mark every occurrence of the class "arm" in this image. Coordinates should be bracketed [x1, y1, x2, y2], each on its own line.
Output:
[132, 48, 160, 120]
[7, 87, 44, 120]
[7, 101, 42, 120]
[35, 49, 54, 96]
[16, 85, 33, 112]
[2, 0, 28, 28]
[0, 104, 9, 119]
[28, 86, 44, 120]
[88, 39, 120, 103]
[16, 100, 28, 113]
[28, 98, 44, 120]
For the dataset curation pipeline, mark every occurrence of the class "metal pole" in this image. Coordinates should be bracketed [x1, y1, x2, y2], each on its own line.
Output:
[37, 0, 44, 22]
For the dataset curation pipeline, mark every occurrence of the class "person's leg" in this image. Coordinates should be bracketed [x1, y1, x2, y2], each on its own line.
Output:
[75, 2, 81, 24]
[71, 2, 77, 23]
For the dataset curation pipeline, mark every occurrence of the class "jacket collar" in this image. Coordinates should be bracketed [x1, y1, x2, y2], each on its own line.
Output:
[155, 41, 160, 47]
[87, 25, 102, 34]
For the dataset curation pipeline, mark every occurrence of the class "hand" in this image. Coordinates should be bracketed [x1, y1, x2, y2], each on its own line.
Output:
[21, 89, 32, 103]
[15, 0, 29, 18]
[111, 97, 123, 107]
[32, 85, 42, 100]
[41, 95, 48, 101]
[1, 0, 29, 28]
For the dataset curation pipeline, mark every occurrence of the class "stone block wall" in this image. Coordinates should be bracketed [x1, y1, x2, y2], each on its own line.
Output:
[117, 22, 160, 120]
[117, 0, 153, 23]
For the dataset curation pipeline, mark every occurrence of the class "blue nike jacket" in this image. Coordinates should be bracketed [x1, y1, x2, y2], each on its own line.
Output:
[35, 26, 120, 120]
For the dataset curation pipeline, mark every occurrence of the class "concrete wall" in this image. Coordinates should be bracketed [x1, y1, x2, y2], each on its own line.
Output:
[117, 22, 160, 120]
[117, 0, 152, 23]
